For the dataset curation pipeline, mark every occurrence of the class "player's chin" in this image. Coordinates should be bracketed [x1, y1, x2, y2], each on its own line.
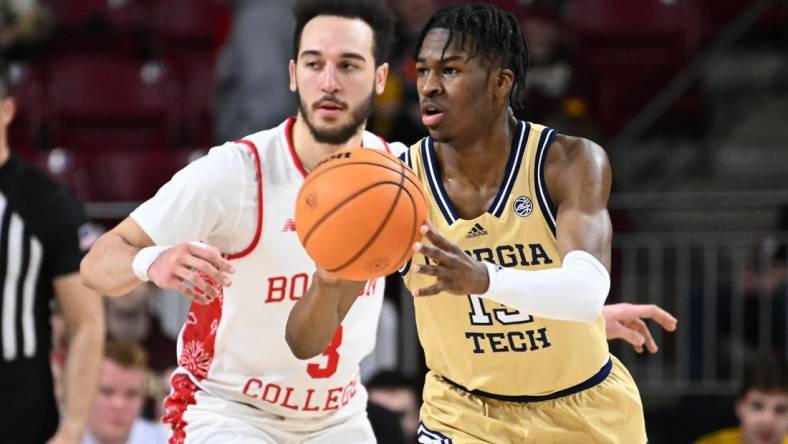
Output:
[426, 128, 452, 143]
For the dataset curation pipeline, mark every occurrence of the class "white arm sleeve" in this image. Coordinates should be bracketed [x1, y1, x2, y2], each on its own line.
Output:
[130, 143, 250, 248]
[475, 250, 610, 323]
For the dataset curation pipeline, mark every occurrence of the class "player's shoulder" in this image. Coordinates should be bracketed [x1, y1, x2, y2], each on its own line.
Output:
[547, 132, 609, 174]
[359, 130, 407, 157]
[238, 120, 288, 151]
[201, 120, 290, 169]
[693, 427, 742, 444]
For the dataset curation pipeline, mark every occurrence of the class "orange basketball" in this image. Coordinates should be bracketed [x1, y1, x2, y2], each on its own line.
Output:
[295, 148, 428, 280]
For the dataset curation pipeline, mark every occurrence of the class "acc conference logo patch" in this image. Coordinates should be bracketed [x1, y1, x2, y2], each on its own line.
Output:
[513, 196, 533, 217]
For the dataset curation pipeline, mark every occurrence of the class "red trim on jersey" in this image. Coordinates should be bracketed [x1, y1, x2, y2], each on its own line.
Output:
[163, 373, 199, 444]
[284, 117, 309, 178]
[228, 139, 264, 260]
[378, 136, 392, 154]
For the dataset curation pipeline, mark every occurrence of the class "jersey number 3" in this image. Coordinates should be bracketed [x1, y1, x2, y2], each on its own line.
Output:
[306, 326, 342, 378]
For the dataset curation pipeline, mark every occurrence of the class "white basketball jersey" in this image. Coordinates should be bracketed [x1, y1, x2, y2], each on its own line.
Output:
[172, 118, 404, 423]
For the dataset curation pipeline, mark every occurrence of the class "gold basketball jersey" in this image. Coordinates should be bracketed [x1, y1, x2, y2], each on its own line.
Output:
[400, 121, 610, 397]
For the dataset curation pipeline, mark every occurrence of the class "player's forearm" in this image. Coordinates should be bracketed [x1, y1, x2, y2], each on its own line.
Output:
[80, 232, 143, 296]
[60, 314, 104, 440]
[286, 274, 364, 359]
[477, 250, 609, 322]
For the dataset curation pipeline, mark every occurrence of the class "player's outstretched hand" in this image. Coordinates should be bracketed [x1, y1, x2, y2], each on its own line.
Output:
[412, 225, 489, 296]
[603, 303, 677, 353]
[148, 242, 234, 304]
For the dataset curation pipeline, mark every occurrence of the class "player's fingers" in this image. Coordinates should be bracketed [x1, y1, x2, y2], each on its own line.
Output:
[413, 282, 444, 297]
[173, 266, 217, 300]
[420, 225, 462, 254]
[616, 323, 646, 352]
[182, 256, 231, 287]
[172, 279, 209, 305]
[415, 242, 454, 266]
[187, 243, 235, 273]
[633, 319, 658, 353]
[412, 264, 446, 277]
[634, 304, 678, 332]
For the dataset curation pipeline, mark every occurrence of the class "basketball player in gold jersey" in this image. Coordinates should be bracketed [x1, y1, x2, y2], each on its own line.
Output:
[288, 3, 673, 442]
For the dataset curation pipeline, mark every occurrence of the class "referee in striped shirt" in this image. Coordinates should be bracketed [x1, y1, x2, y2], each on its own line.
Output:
[0, 64, 104, 443]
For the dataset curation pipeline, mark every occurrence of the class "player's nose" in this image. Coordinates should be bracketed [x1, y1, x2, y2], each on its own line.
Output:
[320, 64, 341, 93]
[418, 70, 443, 96]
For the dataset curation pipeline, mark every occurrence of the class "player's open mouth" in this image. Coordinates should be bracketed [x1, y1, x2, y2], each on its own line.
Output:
[421, 103, 445, 126]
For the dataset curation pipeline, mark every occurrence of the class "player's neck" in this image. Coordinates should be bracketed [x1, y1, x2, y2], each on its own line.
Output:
[436, 112, 517, 186]
[291, 116, 365, 172]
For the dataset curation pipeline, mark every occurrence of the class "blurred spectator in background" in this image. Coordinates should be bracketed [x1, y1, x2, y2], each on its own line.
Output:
[106, 283, 177, 373]
[695, 355, 788, 444]
[83, 341, 167, 444]
[0, 0, 53, 58]
[516, 4, 601, 141]
[369, 0, 438, 142]
[367, 370, 421, 443]
[741, 205, 788, 358]
[214, 0, 297, 143]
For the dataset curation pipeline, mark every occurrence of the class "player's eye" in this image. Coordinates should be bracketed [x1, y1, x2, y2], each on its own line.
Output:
[305, 61, 322, 70]
[416, 67, 428, 77]
[443, 67, 459, 76]
[339, 62, 357, 72]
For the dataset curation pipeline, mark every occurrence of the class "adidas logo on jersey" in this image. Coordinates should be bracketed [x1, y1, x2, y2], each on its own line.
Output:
[282, 218, 297, 232]
[465, 223, 488, 239]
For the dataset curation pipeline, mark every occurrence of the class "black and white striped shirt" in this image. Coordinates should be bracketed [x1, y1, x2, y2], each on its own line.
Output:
[0, 154, 88, 440]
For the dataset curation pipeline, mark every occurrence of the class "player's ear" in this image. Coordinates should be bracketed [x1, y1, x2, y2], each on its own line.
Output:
[495, 68, 514, 100]
[734, 397, 746, 421]
[374, 63, 389, 95]
[289, 59, 297, 92]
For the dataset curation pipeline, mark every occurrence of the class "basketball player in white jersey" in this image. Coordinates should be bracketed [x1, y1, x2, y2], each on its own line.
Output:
[80, 1, 402, 442]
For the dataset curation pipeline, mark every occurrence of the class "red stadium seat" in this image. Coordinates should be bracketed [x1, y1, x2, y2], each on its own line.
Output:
[88, 148, 195, 201]
[49, 0, 107, 28]
[151, 0, 227, 46]
[46, 56, 183, 150]
[694, 0, 754, 42]
[26, 148, 95, 201]
[7, 63, 46, 153]
[568, 0, 697, 42]
[567, 0, 703, 132]
[49, 0, 150, 29]
[169, 52, 217, 147]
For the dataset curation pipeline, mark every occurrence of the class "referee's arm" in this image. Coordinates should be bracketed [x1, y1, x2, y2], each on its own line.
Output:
[47, 188, 104, 444]
[51, 274, 104, 443]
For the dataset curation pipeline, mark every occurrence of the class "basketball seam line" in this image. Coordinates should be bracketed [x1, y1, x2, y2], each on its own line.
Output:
[325, 162, 406, 273]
